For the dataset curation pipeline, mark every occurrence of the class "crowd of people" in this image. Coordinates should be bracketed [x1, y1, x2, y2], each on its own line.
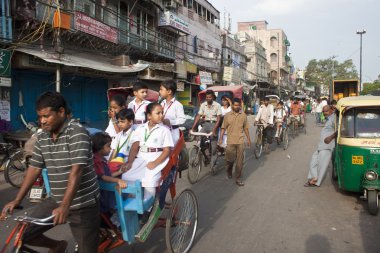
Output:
[0, 79, 339, 252]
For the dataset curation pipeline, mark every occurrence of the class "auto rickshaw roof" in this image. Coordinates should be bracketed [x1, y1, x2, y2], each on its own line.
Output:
[336, 96, 380, 111]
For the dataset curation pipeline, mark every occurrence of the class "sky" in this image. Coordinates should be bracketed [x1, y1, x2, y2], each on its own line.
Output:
[209, 0, 380, 82]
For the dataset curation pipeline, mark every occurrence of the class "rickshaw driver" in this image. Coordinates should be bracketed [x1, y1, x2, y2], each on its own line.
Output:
[191, 90, 222, 163]
[254, 96, 274, 153]
[290, 98, 302, 127]
[305, 105, 337, 187]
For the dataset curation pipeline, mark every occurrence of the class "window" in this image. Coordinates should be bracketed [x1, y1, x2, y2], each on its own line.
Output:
[188, 0, 193, 9]
[193, 1, 197, 13]
[270, 53, 277, 63]
[341, 108, 380, 138]
[270, 36, 277, 47]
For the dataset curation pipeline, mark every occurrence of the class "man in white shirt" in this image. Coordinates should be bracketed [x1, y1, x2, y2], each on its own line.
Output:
[255, 97, 274, 152]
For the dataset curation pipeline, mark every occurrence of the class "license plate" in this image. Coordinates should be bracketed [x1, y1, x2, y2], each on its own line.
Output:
[29, 187, 44, 200]
[352, 156, 364, 165]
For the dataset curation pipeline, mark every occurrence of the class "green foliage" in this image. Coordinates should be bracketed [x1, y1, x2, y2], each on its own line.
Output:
[304, 57, 358, 88]
[361, 80, 380, 95]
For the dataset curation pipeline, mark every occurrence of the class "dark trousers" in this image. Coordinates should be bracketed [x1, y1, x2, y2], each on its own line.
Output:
[263, 126, 273, 144]
[225, 143, 245, 180]
[23, 198, 100, 253]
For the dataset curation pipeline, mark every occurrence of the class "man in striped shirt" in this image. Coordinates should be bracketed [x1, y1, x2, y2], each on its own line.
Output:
[1, 92, 99, 253]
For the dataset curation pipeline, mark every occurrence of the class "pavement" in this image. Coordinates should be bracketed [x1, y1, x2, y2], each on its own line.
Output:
[1, 114, 380, 253]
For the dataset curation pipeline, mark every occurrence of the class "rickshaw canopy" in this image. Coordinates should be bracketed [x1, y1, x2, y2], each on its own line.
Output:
[336, 96, 380, 111]
[107, 87, 159, 102]
[198, 85, 243, 102]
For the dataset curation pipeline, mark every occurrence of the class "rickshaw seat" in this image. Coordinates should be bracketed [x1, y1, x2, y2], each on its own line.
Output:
[98, 180, 154, 243]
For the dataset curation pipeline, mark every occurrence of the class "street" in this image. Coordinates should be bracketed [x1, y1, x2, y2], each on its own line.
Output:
[1, 115, 380, 253]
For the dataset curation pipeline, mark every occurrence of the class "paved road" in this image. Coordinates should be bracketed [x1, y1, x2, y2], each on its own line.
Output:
[1, 114, 380, 253]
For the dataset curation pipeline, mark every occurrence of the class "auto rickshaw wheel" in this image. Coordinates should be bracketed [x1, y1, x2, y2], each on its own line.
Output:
[166, 189, 198, 253]
[367, 190, 379, 215]
[331, 164, 338, 181]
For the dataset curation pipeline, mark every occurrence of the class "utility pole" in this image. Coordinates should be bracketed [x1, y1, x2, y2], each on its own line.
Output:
[356, 29, 366, 92]
[277, 32, 280, 97]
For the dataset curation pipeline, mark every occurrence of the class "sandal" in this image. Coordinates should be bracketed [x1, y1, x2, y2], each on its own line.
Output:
[304, 181, 317, 187]
[236, 180, 244, 187]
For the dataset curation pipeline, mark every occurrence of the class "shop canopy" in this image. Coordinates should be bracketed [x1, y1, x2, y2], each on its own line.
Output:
[15, 46, 149, 73]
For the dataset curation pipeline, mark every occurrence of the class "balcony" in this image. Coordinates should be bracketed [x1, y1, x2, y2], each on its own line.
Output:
[0, 16, 12, 42]
[30, 1, 176, 60]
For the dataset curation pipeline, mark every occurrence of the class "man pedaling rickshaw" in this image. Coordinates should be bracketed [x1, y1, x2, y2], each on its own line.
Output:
[289, 98, 302, 127]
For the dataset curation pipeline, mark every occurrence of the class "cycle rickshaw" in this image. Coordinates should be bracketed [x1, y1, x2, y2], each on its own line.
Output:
[188, 85, 245, 183]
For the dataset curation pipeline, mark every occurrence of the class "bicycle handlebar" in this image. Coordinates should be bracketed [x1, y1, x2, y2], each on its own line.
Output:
[189, 130, 213, 137]
[13, 214, 55, 226]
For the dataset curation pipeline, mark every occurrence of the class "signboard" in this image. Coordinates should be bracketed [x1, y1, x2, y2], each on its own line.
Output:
[185, 61, 197, 74]
[74, 12, 118, 44]
[0, 77, 11, 87]
[158, 11, 190, 35]
[177, 81, 185, 92]
[223, 67, 241, 84]
[199, 71, 213, 85]
[0, 50, 11, 77]
[0, 100, 10, 121]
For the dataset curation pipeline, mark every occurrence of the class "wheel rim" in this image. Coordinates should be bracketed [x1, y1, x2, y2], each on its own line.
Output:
[188, 147, 201, 184]
[283, 131, 289, 150]
[166, 189, 198, 253]
[5, 151, 26, 188]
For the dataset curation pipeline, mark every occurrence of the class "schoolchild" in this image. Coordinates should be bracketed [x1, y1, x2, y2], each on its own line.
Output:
[128, 81, 151, 129]
[159, 80, 186, 144]
[274, 101, 287, 139]
[108, 108, 135, 173]
[92, 132, 127, 213]
[122, 103, 174, 201]
[105, 95, 126, 139]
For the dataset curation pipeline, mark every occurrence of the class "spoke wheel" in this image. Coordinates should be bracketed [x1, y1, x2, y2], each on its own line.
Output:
[368, 190, 379, 215]
[166, 189, 198, 253]
[187, 147, 202, 184]
[283, 129, 289, 150]
[291, 122, 296, 138]
[253, 130, 263, 159]
[4, 150, 26, 188]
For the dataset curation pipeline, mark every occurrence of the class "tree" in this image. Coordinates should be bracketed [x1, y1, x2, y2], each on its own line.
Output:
[304, 57, 358, 90]
[361, 80, 380, 95]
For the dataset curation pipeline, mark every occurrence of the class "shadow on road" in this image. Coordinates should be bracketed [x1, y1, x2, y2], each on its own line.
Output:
[305, 234, 331, 253]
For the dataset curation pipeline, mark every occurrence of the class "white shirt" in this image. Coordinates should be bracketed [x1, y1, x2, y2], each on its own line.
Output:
[161, 98, 186, 126]
[275, 108, 287, 120]
[316, 103, 323, 113]
[132, 122, 174, 160]
[221, 106, 232, 116]
[111, 128, 134, 159]
[161, 98, 186, 145]
[321, 100, 328, 107]
[128, 98, 151, 123]
[255, 104, 274, 126]
[105, 119, 117, 139]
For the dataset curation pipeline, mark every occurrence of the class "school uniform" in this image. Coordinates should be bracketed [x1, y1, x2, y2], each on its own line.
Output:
[122, 122, 174, 188]
[105, 119, 117, 139]
[128, 99, 151, 129]
[110, 128, 134, 161]
[161, 98, 186, 145]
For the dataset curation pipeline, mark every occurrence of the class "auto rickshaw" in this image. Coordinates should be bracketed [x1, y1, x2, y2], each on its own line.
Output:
[333, 96, 380, 215]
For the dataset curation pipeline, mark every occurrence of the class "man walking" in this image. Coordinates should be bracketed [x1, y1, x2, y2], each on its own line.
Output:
[219, 98, 251, 186]
[1, 92, 100, 253]
[305, 105, 337, 187]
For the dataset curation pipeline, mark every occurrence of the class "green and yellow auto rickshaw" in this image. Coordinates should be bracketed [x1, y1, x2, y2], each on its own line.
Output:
[333, 96, 380, 215]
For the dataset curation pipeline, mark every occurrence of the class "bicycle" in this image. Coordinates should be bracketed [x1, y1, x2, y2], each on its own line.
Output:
[1, 210, 55, 253]
[187, 130, 217, 184]
[289, 116, 299, 138]
[253, 123, 264, 159]
[276, 123, 289, 150]
[0, 143, 27, 188]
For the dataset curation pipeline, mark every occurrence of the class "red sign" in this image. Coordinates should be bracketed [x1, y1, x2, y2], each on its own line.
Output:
[74, 12, 118, 44]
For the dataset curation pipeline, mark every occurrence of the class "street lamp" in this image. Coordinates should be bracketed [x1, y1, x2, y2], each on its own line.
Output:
[356, 29, 366, 92]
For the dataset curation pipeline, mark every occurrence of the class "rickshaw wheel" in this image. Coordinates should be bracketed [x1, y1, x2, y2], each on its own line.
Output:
[188, 146, 202, 184]
[166, 189, 198, 253]
[367, 190, 379, 215]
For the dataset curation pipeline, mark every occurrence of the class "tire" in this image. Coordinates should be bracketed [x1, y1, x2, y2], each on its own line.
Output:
[166, 189, 198, 253]
[187, 146, 202, 184]
[253, 130, 263, 159]
[283, 129, 289, 150]
[290, 122, 296, 138]
[368, 190, 379, 215]
[4, 149, 26, 188]
[331, 161, 338, 181]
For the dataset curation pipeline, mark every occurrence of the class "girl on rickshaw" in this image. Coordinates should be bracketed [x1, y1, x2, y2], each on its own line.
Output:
[219, 95, 232, 147]
[121, 103, 174, 201]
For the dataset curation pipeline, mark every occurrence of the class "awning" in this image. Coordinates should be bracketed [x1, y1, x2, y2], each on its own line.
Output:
[15, 47, 149, 73]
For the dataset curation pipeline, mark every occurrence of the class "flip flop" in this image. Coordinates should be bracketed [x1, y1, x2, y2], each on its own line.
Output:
[236, 180, 244, 187]
[304, 181, 317, 187]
